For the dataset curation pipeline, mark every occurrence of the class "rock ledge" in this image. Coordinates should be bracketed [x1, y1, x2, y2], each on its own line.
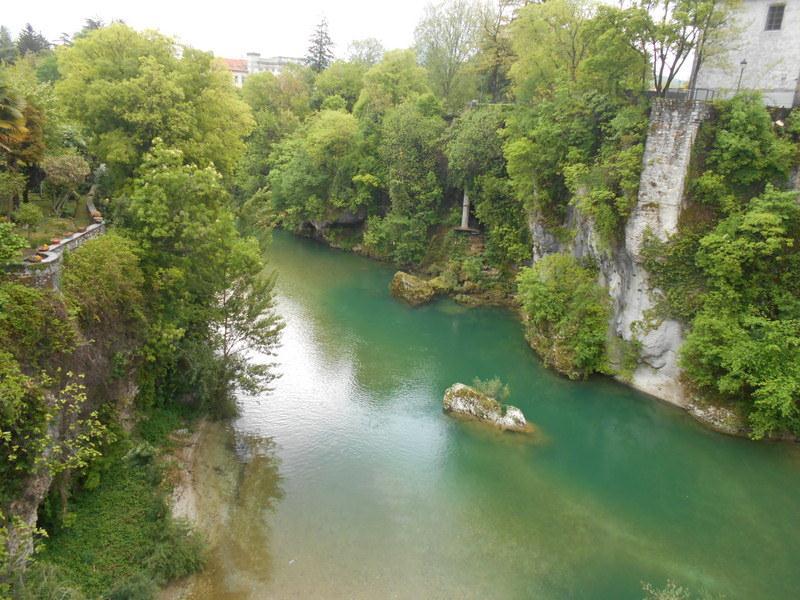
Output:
[443, 383, 532, 433]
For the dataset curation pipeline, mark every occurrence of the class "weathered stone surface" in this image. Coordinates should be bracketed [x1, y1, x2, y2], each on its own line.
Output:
[443, 383, 532, 433]
[527, 99, 711, 409]
[687, 402, 747, 436]
[389, 271, 436, 306]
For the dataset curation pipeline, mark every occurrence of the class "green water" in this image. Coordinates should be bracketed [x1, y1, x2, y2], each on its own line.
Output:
[194, 232, 800, 599]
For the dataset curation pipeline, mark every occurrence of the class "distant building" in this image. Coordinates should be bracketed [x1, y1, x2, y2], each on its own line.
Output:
[693, 0, 800, 107]
[221, 52, 305, 88]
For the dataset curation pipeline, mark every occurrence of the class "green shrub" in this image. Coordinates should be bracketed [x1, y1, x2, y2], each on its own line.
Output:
[517, 254, 610, 379]
[472, 377, 510, 402]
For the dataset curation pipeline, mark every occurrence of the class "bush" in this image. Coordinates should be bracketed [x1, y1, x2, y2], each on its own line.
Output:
[517, 254, 610, 379]
[472, 377, 510, 402]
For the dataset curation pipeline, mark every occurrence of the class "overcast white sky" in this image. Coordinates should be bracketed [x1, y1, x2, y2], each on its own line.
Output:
[3, 0, 432, 59]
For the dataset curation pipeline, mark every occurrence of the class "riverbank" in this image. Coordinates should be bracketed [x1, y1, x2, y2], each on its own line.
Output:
[161, 419, 282, 600]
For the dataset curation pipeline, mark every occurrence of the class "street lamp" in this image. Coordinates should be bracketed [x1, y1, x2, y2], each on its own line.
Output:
[736, 59, 748, 92]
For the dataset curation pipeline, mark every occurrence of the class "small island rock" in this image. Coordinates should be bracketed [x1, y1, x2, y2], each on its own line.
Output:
[389, 271, 436, 306]
[443, 383, 532, 433]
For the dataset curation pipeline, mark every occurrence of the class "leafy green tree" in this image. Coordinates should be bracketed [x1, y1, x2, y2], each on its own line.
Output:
[473, 0, 519, 102]
[0, 222, 25, 265]
[306, 18, 334, 73]
[41, 151, 90, 215]
[517, 254, 610, 379]
[236, 107, 300, 202]
[364, 96, 446, 264]
[414, 0, 482, 110]
[62, 232, 146, 335]
[211, 237, 283, 406]
[347, 38, 384, 66]
[473, 174, 531, 266]
[56, 24, 253, 188]
[353, 50, 430, 124]
[446, 105, 506, 186]
[12, 202, 42, 241]
[680, 187, 800, 437]
[117, 142, 279, 411]
[700, 93, 793, 200]
[634, 0, 736, 96]
[312, 61, 366, 110]
[0, 172, 26, 217]
[268, 109, 366, 228]
[241, 67, 312, 120]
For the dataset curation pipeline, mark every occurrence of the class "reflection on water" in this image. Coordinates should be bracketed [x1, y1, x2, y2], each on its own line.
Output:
[179, 233, 800, 599]
[182, 426, 283, 599]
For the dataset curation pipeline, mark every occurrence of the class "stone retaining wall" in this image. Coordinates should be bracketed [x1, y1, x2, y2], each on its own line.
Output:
[8, 221, 106, 289]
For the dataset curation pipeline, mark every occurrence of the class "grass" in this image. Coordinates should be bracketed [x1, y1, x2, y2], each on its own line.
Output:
[33, 403, 205, 598]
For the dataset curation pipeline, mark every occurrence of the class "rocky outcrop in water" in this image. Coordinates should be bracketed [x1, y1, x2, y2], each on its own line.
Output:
[443, 383, 532, 433]
[389, 271, 436, 306]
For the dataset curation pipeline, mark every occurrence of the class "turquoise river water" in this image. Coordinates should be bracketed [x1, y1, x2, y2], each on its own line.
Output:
[188, 231, 800, 599]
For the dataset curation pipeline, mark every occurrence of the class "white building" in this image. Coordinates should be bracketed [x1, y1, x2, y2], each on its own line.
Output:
[694, 0, 800, 107]
[221, 53, 305, 88]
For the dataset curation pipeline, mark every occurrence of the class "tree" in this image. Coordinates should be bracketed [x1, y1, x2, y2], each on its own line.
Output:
[268, 109, 365, 228]
[446, 105, 506, 228]
[15, 24, 49, 56]
[517, 254, 610, 379]
[0, 222, 25, 266]
[363, 96, 446, 264]
[414, 0, 482, 110]
[41, 151, 90, 215]
[353, 49, 430, 124]
[118, 141, 277, 411]
[474, 0, 520, 102]
[306, 18, 334, 73]
[212, 238, 283, 406]
[0, 27, 17, 64]
[56, 23, 253, 188]
[312, 61, 366, 110]
[12, 202, 42, 242]
[0, 73, 26, 153]
[509, 0, 595, 100]
[632, 0, 735, 96]
[347, 38, 384, 66]
[0, 172, 26, 217]
[679, 187, 800, 437]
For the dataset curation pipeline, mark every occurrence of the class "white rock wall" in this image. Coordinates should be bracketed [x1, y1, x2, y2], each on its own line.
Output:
[529, 99, 711, 407]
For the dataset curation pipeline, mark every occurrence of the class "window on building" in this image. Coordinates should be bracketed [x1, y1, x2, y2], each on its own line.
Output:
[766, 4, 785, 30]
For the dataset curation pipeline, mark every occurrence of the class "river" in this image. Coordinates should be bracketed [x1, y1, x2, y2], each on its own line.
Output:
[182, 231, 800, 599]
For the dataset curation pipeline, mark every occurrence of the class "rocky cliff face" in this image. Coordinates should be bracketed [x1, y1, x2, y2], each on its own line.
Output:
[530, 99, 711, 406]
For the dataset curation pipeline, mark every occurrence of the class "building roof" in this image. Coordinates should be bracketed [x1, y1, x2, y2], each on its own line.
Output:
[221, 58, 248, 73]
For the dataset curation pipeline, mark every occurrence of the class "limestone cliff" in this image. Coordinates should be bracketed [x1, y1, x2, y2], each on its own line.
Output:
[529, 99, 711, 407]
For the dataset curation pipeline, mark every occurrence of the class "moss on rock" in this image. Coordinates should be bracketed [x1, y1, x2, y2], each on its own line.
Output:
[389, 271, 436, 306]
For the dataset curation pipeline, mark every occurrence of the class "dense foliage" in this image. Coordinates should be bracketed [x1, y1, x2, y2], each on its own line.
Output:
[645, 96, 800, 437]
[517, 254, 610, 379]
[0, 20, 281, 596]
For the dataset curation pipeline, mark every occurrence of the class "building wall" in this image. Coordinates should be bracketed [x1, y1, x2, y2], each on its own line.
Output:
[695, 0, 800, 107]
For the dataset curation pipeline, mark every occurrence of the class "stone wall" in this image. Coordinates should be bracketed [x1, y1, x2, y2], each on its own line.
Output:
[9, 222, 106, 289]
[616, 100, 711, 405]
[528, 99, 711, 407]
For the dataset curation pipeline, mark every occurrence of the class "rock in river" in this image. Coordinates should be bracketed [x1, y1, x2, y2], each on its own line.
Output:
[443, 383, 532, 433]
[389, 271, 436, 306]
